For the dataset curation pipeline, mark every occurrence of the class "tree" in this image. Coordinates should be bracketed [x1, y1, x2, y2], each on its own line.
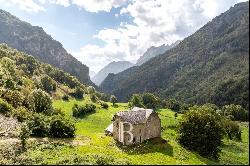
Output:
[0, 98, 13, 116]
[142, 93, 160, 109]
[87, 86, 96, 94]
[28, 89, 53, 115]
[222, 104, 248, 121]
[177, 105, 224, 158]
[2, 90, 24, 108]
[40, 75, 57, 93]
[19, 123, 31, 151]
[128, 94, 144, 108]
[49, 115, 75, 138]
[72, 87, 84, 99]
[221, 118, 241, 140]
[164, 99, 181, 112]
[110, 95, 118, 106]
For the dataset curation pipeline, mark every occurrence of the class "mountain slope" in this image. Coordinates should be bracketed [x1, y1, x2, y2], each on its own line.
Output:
[92, 61, 134, 86]
[100, 2, 249, 109]
[136, 41, 180, 66]
[0, 43, 88, 99]
[0, 9, 92, 85]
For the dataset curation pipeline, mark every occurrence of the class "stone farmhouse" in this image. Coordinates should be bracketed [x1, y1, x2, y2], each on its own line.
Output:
[105, 107, 161, 145]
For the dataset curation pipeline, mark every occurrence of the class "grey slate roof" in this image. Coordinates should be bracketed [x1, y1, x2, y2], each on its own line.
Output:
[115, 107, 154, 124]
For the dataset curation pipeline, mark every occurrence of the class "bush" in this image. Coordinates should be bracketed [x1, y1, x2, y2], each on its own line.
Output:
[142, 93, 160, 109]
[28, 89, 53, 115]
[0, 98, 13, 116]
[62, 95, 69, 101]
[222, 104, 248, 121]
[222, 119, 241, 140]
[164, 99, 181, 112]
[87, 86, 96, 94]
[27, 113, 49, 137]
[177, 105, 224, 158]
[72, 103, 96, 118]
[12, 107, 31, 122]
[49, 115, 75, 138]
[101, 102, 109, 109]
[19, 123, 31, 151]
[40, 75, 57, 93]
[72, 87, 84, 99]
[128, 94, 144, 108]
[110, 95, 117, 106]
[2, 90, 25, 108]
[129, 93, 160, 109]
[90, 94, 98, 103]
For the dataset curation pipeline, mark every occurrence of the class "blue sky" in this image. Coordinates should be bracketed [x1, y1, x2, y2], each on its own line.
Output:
[0, 0, 246, 73]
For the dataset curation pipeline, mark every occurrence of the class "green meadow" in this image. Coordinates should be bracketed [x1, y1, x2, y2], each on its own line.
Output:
[21, 99, 249, 165]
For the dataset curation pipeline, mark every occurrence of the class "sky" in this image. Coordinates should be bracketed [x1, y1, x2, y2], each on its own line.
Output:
[0, 0, 247, 73]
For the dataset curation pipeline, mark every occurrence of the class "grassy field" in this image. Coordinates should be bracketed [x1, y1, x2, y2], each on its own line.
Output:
[21, 99, 249, 165]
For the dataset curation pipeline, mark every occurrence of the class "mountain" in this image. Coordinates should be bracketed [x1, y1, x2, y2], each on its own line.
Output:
[100, 2, 249, 109]
[0, 9, 93, 85]
[136, 41, 180, 66]
[89, 70, 96, 78]
[92, 61, 134, 86]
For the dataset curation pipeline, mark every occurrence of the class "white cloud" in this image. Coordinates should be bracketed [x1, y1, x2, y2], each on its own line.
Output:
[73, 0, 244, 73]
[51, 0, 70, 7]
[71, 0, 128, 12]
[0, 0, 46, 12]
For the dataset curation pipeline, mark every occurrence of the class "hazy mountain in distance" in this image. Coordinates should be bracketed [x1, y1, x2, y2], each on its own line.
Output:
[89, 71, 96, 78]
[92, 61, 134, 86]
[0, 9, 93, 85]
[136, 40, 181, 66]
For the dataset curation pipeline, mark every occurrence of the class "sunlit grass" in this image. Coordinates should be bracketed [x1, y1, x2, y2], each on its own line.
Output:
[36, 99, 249, 165]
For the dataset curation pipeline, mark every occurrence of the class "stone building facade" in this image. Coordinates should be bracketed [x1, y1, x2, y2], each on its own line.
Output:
[105, 107, 161, 145]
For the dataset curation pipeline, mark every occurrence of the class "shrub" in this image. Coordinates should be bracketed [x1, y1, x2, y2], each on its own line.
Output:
[222, 104, 248, 121]
[19, 123, 31, 151]
[2, 90, 24, 108]
[40, 75, 57, 93]
[141, 93, 160, 109]
[72, 87, 84, 99]
[87, 86, 96, 94]
[49, 115, 75, 138]
[164, 99, 181, 112]
[12, 107, 31, 122]
[90, 94, 98, 103]
[110, 95, 117, 106]
[72, 103, 96, 118]
[177, 105, 224, 158]
[62, 95, 69, 101]
[128, 94, 144, 108]
[0, 98, 13, 116]
[222, 119, 241, 140]
[27, 113, 49, 137]
[28, 89, 53, 115]
[100, 102, 109, 109]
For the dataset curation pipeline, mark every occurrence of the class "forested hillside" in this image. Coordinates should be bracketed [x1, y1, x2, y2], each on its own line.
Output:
[0, 9, 93, 85]
[100, 2, 249, 109]
[0, 43, 90, 101]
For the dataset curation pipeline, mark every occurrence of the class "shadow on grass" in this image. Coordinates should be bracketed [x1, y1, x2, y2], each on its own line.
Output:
[116, 137, 173, 156]
[74, 111, 97, 119]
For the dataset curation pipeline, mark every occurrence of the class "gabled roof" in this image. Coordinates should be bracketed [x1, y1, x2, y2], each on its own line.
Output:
[115, 107, 154, 124]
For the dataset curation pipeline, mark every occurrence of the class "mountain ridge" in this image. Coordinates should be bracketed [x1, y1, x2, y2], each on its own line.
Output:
[92, 61, 134, 86]
[0, 9, 93, 86]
